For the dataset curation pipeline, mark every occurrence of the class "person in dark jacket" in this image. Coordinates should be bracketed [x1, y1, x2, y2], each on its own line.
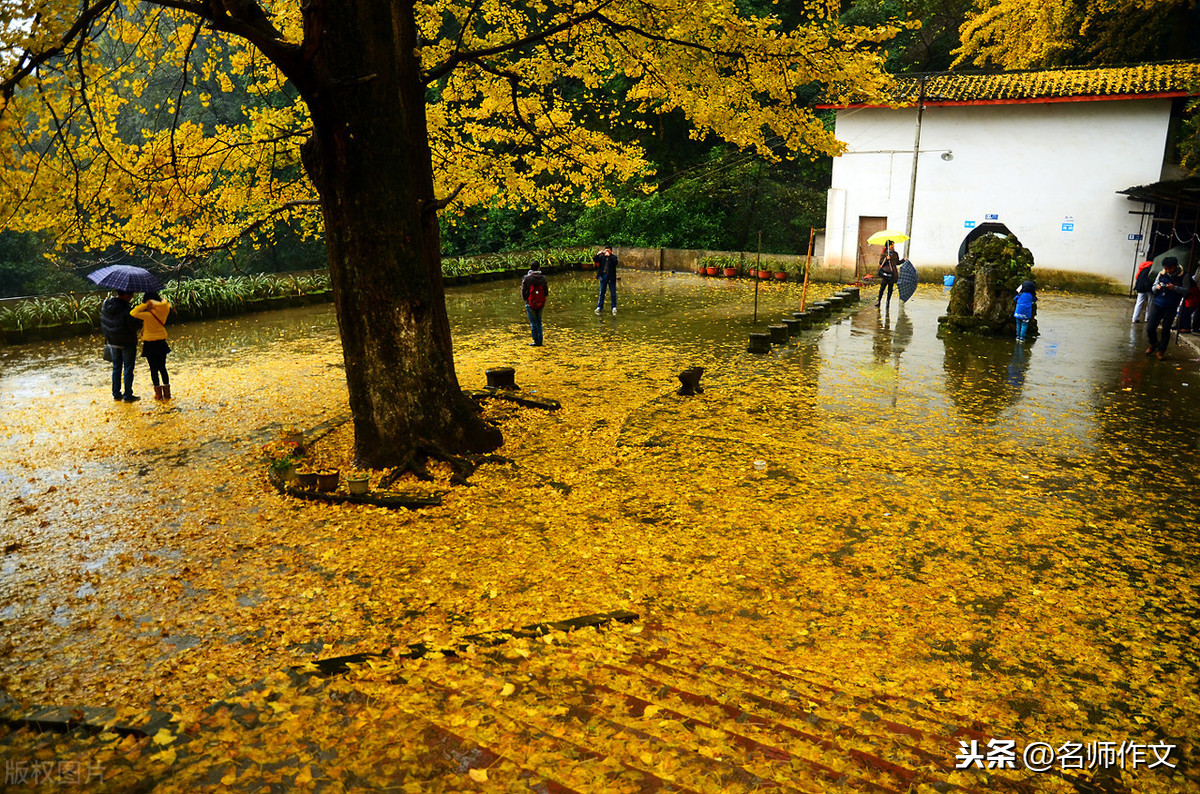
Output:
[593, 245, 618, 316]
[520, 261, 549, 346]
[1146, 256, 1186, 360]
[101, 291, 143, 401]
[875, 241, 899, 308]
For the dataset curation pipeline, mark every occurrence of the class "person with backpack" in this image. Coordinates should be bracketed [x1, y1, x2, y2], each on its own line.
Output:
[1132, 259, 1154, 322]
[520, 260, 549, 346]
[1178, 269, 1200, 334]
[1013, 279, 1036, 341]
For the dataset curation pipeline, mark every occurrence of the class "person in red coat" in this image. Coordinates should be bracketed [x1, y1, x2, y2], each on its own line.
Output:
[1132, 259, 1153, 323]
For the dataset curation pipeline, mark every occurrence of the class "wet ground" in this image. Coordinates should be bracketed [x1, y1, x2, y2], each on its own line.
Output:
[1, 271, 1198, 791]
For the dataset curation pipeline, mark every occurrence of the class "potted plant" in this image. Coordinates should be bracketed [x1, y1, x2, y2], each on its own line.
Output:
[722, 256, 738, 278]
[269, 455, 300, 484]
[316, 469, 340, 492]
[266, 439, 303, 483]
[773, 258, 788, 281]
[757, 264, 771, 279]
[294, 468, 318, 488]
[346, 471, 370, 495]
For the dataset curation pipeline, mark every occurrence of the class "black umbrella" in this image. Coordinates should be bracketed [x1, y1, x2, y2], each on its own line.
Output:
[897, 258, 918, 302]
[87, 265, 163, 292]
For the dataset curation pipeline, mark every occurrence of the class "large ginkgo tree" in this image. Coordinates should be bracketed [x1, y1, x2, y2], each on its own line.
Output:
[0, 0, 896, 468]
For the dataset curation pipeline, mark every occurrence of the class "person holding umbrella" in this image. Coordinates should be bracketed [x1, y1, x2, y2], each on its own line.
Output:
[101, 291, 143, 402]
[89, 264, 163, 403]
[876, 240, 900, 308]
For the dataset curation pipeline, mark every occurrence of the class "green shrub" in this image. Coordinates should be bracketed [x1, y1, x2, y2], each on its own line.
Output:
[957, 233, 1034, 291]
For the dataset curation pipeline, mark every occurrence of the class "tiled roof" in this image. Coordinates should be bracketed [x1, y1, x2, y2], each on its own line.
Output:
[883, 61, 1200, 105]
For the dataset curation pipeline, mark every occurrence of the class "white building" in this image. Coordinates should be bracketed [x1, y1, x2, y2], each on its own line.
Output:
[823, 62, 1200, 286]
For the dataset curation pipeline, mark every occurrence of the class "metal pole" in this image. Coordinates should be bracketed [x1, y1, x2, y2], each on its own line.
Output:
[904, 76, 927, 259]
[801, 227, 814, 311]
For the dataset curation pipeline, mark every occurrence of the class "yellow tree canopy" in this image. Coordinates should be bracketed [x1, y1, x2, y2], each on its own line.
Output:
[0, 0, 901, 259]
[954, 0, 1197, 69]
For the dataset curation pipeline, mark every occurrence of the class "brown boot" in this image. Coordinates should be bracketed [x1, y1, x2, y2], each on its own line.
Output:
[153, 385, 164, 400]
[162, 384, 172, 400]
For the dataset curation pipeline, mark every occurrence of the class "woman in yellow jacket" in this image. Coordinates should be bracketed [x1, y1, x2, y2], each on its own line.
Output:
[131, 291, 172, 400]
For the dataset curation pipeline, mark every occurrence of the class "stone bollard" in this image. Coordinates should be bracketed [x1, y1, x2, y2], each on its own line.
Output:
[781, 318, 801, 337]
[807, 302, 828, 319]
[677, 367, 705, 396]
[826, 295, 845, 312]
[768, 324, 789, 344]
[844, 287, 860, 302]
[485, 367, 519, 390]
[792, 311, 812, 329]
[747, 332, 771, 354]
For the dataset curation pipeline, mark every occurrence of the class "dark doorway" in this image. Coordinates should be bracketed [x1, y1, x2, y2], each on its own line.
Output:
[957, 222, 1024, 262]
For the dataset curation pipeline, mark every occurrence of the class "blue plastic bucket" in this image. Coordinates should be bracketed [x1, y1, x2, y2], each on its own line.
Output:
[943, 275, 955, 287]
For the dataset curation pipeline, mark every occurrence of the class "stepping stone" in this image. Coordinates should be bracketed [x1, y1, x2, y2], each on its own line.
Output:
[747, 332, 771, 354]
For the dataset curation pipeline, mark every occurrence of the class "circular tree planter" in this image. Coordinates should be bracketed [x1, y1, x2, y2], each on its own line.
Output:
[747, 332, 771, 354]
[485, 367, 519, 390]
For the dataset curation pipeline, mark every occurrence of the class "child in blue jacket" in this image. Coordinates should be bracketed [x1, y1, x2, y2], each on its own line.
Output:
[1013, 280, 1036, 341]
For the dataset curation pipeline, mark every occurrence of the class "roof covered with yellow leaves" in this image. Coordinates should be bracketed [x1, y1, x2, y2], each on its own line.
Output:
[881, 60, 1200, 106]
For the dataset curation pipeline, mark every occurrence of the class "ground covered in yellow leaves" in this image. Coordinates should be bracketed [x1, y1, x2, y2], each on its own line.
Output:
[1, 271, 1196, 792]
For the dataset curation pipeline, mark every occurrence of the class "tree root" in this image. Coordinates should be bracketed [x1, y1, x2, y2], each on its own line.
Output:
[377, 447, 515, 488]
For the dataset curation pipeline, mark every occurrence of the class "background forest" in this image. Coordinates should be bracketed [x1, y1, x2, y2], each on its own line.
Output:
[1, 0, 1198, 298]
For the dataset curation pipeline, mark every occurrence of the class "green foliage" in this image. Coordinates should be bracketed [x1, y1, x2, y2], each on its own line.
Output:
[0, 231, 88, 298]
[840, 0, 973, 72]
[958, 233, 1035, 290]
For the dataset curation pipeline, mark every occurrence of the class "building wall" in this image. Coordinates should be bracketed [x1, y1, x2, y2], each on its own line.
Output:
[824, 98, 1172, 284]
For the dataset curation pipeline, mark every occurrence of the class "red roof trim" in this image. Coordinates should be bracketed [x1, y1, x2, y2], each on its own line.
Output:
[820, 90, 1191, 111]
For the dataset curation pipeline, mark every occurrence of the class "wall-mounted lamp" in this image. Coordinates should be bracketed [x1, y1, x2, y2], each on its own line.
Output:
[940, 151, 954, 162]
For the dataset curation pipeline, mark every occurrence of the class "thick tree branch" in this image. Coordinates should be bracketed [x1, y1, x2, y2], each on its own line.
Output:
[423, 7, 607, 84]
[421, 183, 466, 215]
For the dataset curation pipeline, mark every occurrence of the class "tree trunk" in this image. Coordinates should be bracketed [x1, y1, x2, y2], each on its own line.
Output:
[298, 0, 501, 468]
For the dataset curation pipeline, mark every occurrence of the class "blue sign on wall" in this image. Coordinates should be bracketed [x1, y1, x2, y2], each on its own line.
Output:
[1128, 234, 1143, 241]
[1062, 222, 1075, 232]
[985, 214, 998, 220]
[964, 220, 976, 228]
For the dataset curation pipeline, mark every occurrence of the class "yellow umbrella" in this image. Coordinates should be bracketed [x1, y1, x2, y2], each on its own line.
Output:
[867, 230, 910, 245]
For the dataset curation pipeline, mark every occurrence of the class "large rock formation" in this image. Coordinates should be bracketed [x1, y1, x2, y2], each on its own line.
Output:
[939, 233, 1037, 337]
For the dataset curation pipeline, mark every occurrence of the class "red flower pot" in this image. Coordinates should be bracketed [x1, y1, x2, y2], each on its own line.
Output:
[705, 267, 719, 276]
[774, 271, 787, 281]
[757, 270, 771, 279]
[723, 268, 738, 278]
